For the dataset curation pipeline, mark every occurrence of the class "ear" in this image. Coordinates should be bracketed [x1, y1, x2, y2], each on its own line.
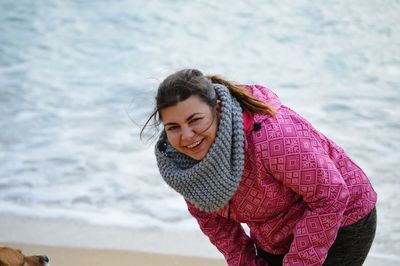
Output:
[0, 249, 8, 266]
[215, 100, 222, 119]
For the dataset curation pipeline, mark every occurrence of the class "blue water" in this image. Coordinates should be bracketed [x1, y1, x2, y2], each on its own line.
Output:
[1, 0, 399, 258]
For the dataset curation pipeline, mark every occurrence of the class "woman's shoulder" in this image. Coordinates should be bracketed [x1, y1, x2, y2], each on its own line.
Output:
[242, 84, 282, 111]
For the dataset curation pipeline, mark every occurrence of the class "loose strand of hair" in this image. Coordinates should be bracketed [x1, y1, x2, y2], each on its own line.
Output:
[140, 110, 162, 142]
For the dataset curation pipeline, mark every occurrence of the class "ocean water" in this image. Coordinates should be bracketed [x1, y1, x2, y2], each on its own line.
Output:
[1, 0, 399, 259]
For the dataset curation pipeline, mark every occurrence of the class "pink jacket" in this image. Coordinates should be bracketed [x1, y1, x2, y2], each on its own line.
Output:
[186, 84, 377, 266]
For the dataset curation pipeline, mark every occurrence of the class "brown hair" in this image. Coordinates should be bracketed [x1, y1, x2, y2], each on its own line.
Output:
[205, 74, 275, 115]
[140, 69, 275, 140]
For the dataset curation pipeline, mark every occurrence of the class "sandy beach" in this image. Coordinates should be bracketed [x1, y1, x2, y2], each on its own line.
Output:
[1, 213, 399, 266]
[2, 242, 399, 266]
[0, 213, 226, 266]
[1, 242, 225, 266]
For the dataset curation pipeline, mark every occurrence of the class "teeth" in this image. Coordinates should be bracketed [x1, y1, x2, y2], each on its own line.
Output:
[187, 140, 202, 148]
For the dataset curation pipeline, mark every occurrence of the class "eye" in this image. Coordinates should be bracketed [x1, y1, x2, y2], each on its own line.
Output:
[166, 125, 179, 132]
[189, 117, 203, 124]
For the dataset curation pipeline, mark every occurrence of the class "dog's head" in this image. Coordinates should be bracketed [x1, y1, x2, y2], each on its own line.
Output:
[0, 247, 49, 266]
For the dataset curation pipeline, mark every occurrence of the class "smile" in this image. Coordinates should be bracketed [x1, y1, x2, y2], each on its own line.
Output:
[186, 139, 203, 149]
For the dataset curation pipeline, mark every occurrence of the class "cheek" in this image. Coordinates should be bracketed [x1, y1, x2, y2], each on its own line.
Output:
[166, 133, 180, 148]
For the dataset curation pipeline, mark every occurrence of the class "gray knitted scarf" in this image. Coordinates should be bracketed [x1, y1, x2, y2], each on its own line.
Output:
[155, 84, 245, 212]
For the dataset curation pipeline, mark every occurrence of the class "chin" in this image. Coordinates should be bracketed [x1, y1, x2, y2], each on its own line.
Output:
[190, 153, 207, 161]
[180, 141, 211, 161]
[183, 148, 208, 161]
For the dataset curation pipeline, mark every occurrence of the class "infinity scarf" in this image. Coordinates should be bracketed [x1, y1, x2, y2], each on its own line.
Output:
[155, 84, 245, 212]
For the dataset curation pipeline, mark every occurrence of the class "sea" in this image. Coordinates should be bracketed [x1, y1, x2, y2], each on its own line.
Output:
[1, 0, 399, 260]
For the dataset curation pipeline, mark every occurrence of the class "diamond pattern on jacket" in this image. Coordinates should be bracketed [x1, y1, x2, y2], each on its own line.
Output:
[186, 85, 377, 266]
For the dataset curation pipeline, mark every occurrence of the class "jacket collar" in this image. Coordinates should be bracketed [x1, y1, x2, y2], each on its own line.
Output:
[243, 111, 253, 135]
[243, 111, 266, 135]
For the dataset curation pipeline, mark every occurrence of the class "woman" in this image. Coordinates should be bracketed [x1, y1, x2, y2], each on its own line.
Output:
[142, 69, 377, 266]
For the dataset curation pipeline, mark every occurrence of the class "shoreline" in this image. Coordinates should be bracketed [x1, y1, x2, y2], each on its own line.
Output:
[1, 213, 399, 265]
[0, 213, 222, 258]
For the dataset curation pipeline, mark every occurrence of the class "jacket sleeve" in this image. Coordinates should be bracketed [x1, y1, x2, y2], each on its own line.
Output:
[186, 201, 268, 266]
[259, 111, 350, 265]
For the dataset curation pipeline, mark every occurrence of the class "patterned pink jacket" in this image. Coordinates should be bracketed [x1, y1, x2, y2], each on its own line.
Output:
[186, 84, 377, 266]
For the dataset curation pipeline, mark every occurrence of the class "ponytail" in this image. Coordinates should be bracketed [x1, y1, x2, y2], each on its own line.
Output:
[205, 75, 275, 116]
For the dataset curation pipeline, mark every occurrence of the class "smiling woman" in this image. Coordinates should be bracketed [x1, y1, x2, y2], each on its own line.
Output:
[141, 69, 377, 266]
[160, 95, 219, 161]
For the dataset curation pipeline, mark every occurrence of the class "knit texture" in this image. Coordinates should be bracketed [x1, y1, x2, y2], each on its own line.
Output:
[155, 84, 245, 212]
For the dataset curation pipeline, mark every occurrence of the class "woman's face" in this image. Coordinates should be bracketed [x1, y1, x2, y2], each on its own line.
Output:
[160, 95, 219, 161]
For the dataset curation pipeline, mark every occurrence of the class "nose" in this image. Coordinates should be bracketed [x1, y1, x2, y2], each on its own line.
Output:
[181, 125, 195, 140]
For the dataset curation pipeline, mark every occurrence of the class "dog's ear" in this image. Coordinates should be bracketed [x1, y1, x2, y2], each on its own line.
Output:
[0, 260, 8, 266]
[0, 248, 15, 266]
[0, 253, 7, 266]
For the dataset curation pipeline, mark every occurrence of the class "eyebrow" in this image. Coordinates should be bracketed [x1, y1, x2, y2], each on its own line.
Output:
[164, 112, 203, 126]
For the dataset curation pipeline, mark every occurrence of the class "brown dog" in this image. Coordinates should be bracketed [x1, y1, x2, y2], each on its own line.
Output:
[0, 247, 49, 266]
